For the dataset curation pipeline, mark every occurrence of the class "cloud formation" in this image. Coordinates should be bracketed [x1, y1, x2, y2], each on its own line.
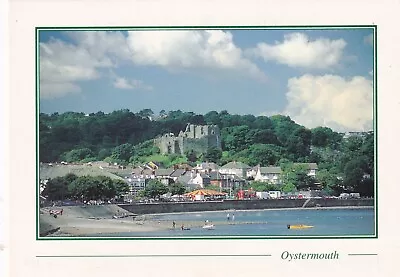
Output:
[39, 38, 107, 98]
[113, 77, 153, 91]
[126, 30, 266, 80]
[249, 33, 347, 69]
[282, 74, 373, 131]
[40, 30, 266, 98]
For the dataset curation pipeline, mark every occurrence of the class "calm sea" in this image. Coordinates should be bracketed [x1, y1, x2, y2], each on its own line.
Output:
[94, 208, 375, 238]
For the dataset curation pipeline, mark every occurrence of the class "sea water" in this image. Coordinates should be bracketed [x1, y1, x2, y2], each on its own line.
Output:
[94, 208, 375, 238]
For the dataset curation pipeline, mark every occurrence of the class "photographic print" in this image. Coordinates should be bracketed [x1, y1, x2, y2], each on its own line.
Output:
[37, 27, 376, 239]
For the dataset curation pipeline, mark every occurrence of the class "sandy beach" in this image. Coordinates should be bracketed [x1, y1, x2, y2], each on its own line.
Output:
[39, 205, 171, 236]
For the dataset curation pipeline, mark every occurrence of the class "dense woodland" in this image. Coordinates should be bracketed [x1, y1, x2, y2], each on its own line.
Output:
[39, 109, 375, 196]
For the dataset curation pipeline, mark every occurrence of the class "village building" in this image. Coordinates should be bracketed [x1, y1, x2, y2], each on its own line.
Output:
[219, 161, 250, 179]
[155, 168, 175, 185]
[254, 166, 282, 184]
[209, 171, 246, 190]
[294, 163, 318, 177]
[194, 162, 219, 173]
[190, 172, 211, 188]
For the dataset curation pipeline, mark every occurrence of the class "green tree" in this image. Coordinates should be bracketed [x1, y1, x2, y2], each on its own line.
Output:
[64, 148, 94, 162]
[67, 175, 129, 201]
[137, 109, 154, 119]
[111, 143, 134, 163]
[286, 127, 312, 160]
[281, 183, 297, 193]
[316, 168, 342, 195]
[355, 177, 374, 197]
[343, 157, 368, 191]
[223, 125, 252, 152]
[204, 147, 222, 163]
[250, 181, 279, 192]
[246, 144, 283, 166]
[282, 164, 314, 191]
[204, 111, 221, 126]
[98, 148, 112, 160]
[311, 127, 342, 148]
[143, 180, 169, 199]
[114, 179, 130, 197]
[42, 176, 72, 201]
[185, 149, 198, 163]
[169, 182, 186, 195]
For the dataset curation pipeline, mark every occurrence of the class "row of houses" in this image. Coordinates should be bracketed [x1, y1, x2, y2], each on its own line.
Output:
[125, 161, 318, 196]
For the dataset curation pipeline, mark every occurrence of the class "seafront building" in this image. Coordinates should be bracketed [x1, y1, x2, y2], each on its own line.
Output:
[39, 160, 320, 201]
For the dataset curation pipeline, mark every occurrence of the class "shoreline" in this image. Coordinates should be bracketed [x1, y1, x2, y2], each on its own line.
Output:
[145, 205, 374, 217]
[41, 205, 374, 237]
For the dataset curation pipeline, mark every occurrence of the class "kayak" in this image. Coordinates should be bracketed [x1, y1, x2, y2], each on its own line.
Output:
[202, 224, 215, 230]
[287, 224, 314, 229]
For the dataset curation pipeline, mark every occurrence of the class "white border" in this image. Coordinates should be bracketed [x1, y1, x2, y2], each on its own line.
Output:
[9, 0, 400, 276]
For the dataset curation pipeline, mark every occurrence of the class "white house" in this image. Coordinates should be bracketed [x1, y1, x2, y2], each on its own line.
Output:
[191, 173, 211, 188]
[127, 177, 147, 196]
[194, 162, 219, 173]
[254, 166, 282, 184]
[294, 163, 318, 177]
[219, 161, 250, 179]
[155, 168, 175, 185]
[246, 166, 258, 179]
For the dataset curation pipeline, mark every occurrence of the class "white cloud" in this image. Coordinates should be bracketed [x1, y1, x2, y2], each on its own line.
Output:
[39, 36, 112, 99]
[113, 77, 153, 91]
[126, 30, 266, 80]
[282, 74, 373, 132]
[40, 82, 81, 99]
[249, 33, 347, 69]
[364, 33, 373, 46]
[40, 30, 266, 99]
[66, 31, 132, 63]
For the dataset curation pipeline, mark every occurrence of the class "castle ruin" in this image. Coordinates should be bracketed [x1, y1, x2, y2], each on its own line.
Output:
[154, 124, 221, 155]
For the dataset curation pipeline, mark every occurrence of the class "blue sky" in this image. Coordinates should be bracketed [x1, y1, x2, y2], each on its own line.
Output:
[39, 28, 374, 132]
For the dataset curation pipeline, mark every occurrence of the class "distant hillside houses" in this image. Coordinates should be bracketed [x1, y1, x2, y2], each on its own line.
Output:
[39, 161, 319, 198]
[124, 161, 318, 197]
[342, 131, 373, 140]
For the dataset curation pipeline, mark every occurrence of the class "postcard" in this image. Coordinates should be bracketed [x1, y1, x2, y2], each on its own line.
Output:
[6, 0, 400, 276]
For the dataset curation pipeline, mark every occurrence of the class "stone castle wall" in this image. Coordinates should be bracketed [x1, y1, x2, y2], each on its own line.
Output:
[155, 124, 221, 155]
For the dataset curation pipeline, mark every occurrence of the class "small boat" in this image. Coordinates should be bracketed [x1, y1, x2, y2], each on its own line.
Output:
[202, 224, 215, 230]
[287, 224, 314, 229]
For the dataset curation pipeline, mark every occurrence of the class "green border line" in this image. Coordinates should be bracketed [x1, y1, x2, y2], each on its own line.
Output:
[36, 25, 375, 30]
[36, 25, 378, 241]
[36, 27, 40, 240]
[348, 254, 378, 256]
[36, 254, 272, 258]
[373, 26, 378, 238]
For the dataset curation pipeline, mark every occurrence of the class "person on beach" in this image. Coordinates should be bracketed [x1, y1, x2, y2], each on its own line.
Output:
[232, 213, 235, 222]
[172, 221, 176, 228]
[181, 224, 184, 230]
[60, 209, 63, 216]
[227, 213, 230, 221]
